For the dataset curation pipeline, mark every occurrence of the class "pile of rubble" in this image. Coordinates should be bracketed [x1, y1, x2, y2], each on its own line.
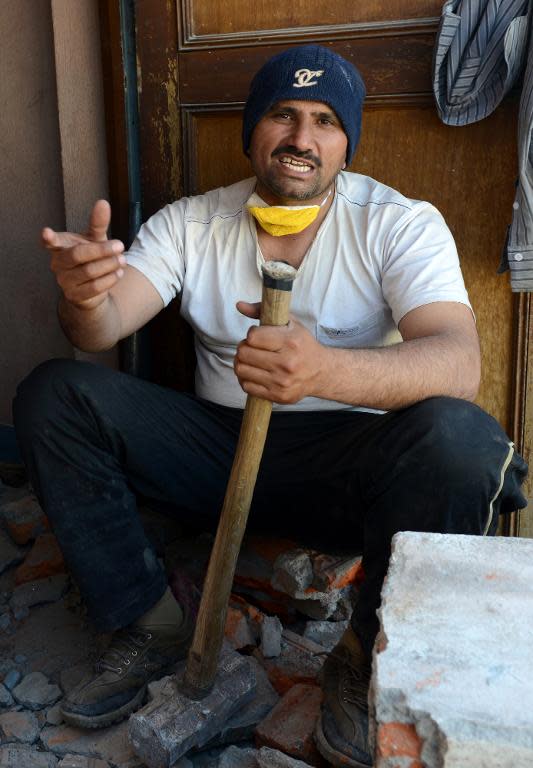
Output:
[0, 478, 363, 768]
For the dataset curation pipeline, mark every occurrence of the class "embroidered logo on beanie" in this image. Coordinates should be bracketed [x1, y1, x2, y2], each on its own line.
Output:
[293, 69, 324, 88]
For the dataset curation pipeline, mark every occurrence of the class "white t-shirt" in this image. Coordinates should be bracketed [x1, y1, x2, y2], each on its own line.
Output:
[126, 171, 471, 412]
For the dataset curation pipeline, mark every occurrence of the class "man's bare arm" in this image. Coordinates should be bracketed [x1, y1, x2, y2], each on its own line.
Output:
[44, 200, 164, 352]
[57, 266, 164, 352]
[234, 301, 480, 409]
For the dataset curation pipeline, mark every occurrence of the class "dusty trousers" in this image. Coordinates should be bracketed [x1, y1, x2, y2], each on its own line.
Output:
[13, 359, 528, 657]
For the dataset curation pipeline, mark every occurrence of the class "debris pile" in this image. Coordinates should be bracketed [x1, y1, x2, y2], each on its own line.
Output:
[0, 481, 363, 767]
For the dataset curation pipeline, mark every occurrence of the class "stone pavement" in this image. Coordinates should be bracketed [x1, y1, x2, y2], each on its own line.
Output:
[0, 480, 361, 768]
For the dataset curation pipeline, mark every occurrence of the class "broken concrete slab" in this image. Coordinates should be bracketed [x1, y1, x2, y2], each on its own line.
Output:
[255, 684, 324, 766]
[0, 743, 58, 767]
[371, 532, 533, 768]
[129, 651, 257, 768]
[12, 672, 62, 711]
[0, 709, 41, 743]
[10, 575, 69, 613]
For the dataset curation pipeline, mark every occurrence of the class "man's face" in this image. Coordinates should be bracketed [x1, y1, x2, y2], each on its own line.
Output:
[248, 100, 348, 205]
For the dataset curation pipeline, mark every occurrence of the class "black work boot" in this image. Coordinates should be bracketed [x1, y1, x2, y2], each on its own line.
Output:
[315, 626, 373, 767]
[60, 588, 194, 729]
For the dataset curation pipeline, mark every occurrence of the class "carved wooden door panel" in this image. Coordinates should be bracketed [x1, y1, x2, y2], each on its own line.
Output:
[101, 0, 531, 534]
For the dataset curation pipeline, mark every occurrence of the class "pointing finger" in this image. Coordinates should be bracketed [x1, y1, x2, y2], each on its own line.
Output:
[42, 227, 88, 249]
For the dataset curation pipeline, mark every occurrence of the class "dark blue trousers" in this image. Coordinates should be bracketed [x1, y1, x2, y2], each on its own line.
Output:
[13, 359, 527, 657]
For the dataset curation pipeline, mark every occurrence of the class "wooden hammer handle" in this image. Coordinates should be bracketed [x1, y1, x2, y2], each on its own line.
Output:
[182, 261, 297, 698]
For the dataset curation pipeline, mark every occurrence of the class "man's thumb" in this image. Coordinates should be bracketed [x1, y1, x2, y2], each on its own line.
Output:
[86, 200, 111, 242]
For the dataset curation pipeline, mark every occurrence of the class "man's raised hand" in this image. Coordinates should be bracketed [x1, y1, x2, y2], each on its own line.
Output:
[42, 200, 125, 311]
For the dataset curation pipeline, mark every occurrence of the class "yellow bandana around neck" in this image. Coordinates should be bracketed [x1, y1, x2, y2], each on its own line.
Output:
[247, 191, 329, 237]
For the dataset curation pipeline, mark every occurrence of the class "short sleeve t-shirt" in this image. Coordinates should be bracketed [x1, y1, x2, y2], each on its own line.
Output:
[126, 171, 471, 412]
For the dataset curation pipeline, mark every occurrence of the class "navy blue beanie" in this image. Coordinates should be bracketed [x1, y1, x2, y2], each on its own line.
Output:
[242, 45, 366, 165]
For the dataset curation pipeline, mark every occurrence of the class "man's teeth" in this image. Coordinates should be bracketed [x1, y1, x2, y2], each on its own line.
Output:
[279, 157, 313, 173]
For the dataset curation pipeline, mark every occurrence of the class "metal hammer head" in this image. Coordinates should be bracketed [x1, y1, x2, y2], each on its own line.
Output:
[128, 651, 256, 768]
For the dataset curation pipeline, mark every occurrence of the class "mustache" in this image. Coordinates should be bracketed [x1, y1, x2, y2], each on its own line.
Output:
[271, 146, 322, 168]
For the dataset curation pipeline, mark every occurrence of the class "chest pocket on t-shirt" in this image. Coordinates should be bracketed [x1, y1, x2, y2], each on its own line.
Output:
[317, 308, 388, 348]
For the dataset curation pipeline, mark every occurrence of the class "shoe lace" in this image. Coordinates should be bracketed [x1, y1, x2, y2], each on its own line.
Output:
[95, 628, 152, 675]
[341, 663, 371, 711]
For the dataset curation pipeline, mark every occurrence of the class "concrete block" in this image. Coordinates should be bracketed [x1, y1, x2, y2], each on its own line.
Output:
[12, 672, 62, 710]
[255, 684, 324, 766]
[129, 651, 257, 767]
[1, 495, 48, 546]
[271, 551, 313, 595]
[302, 620, 348, 652]
[10, 575, 69, 612]
[258, 630, 326, 695]
[260, 616, 282, 659]
[371, 532, 533, 768]
[14, 534, 65, 585]
[0, 710, 41, 744]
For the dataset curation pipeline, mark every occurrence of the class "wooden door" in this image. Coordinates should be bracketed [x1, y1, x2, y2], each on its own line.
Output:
[100, 0, 532, 535]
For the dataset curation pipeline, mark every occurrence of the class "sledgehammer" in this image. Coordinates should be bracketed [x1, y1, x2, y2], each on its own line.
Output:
[129, 261, 297, 768]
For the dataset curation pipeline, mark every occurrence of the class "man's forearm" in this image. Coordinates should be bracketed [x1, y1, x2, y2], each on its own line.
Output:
[312, 332, 480, 410]
[58, 293, 122, 352]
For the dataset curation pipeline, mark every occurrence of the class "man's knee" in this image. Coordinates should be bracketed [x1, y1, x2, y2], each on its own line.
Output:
[13, 358, 104, 441]
[403, 396, 511, 477]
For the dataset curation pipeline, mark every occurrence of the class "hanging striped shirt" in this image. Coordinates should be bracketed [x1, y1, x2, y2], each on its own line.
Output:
[433, 0, 532, 291]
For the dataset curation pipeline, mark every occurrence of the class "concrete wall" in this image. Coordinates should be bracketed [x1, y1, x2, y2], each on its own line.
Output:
[0, 0, 113, 426]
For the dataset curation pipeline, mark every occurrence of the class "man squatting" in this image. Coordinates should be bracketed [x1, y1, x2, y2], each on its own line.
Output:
[13, 46, 528, 768]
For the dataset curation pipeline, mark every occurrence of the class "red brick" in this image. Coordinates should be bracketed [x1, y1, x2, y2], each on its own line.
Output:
[14, 533, 66, 585]
[255, 683, 326, 766]
[2, 495, 49, 545]
[312, 553, 364, 590]
[376, 722, 423, 763]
